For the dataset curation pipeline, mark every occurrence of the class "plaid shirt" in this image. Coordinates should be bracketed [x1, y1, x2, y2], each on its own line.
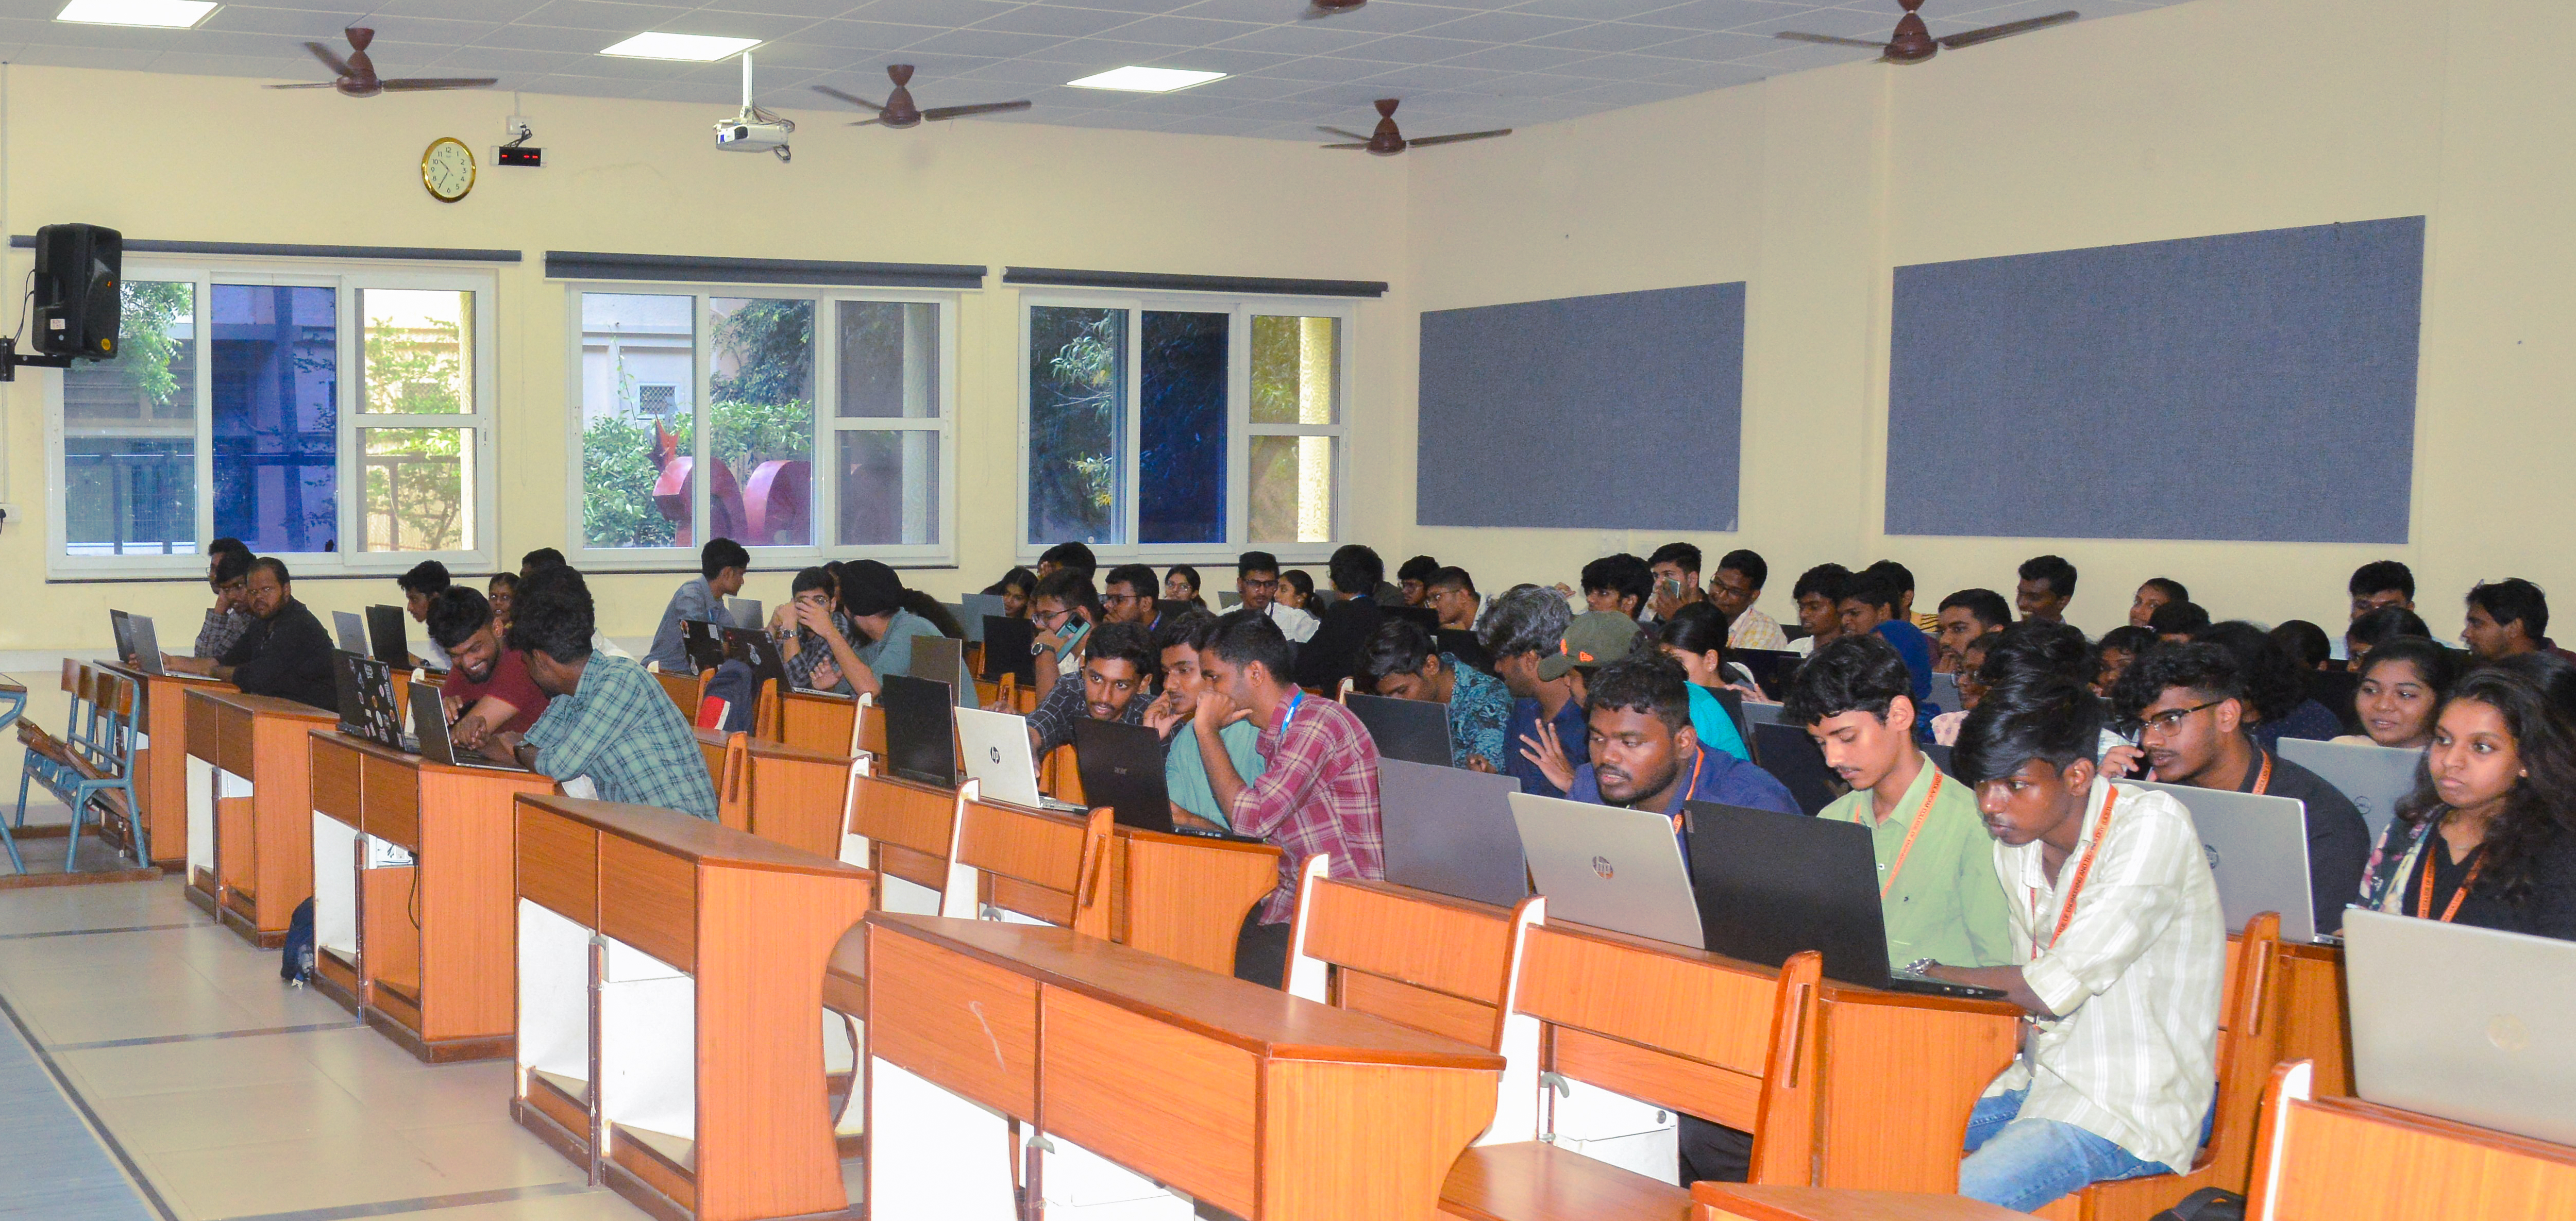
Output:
[785, 611, 859, 695]
[1231, 693, 1385, 924]
[193, 607, 254, 660]
[527, 654, 719, 822]
[1027, 666, 1147, 755]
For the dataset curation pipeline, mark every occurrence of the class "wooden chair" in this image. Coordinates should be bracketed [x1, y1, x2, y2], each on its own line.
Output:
[645, 661, 706, 720]
[2029, 911, 2286, 1221]
[957, 794, 1114, 936]
[2243, 1060, 2576, 1219]
[1039, 742, 1084, 804]
[1112, 826, 1283, 975]
[702, 730, 752, 832]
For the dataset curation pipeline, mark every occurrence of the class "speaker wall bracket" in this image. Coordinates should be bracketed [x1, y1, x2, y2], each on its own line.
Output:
[0, 337, 75, 382]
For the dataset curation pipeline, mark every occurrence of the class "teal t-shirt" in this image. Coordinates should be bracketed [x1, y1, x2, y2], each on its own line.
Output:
[1686, 683, 1752, 763]
[1165, 717, 1266, 830]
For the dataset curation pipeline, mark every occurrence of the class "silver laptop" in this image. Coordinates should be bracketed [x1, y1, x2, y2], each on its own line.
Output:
[1381, 758, 1528, 908]
[2133, 780, 2317, 943]
[1740, 700, 1787, 727]
[2278, 738, 2421, 844]
[953, 706, 1085, 813]
[911, 634, 967, 704]
[1927, 670, 1964, 715]
[408, 683, 530, 772]
[1508, 791, 1703, 949]
[958, 594, 1008, 644]
[724, 597, 762, 631]
[125, 614, 165, 676]
[2345, 908, 2576, 1145]
[333, 610, 369, 654]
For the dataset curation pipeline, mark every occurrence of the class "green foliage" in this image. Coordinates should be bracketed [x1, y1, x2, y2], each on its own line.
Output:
[358, 315, 468, 550]
[580, 296, 815, 546]
[710, 298, 814, 406]
[583, 411, 677, 548]
[115, 281, 192, 411]
[1028, 307, 1122, 540]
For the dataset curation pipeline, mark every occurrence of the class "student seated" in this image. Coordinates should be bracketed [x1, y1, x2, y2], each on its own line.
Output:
[491, 566, 718, 821]
[1280, 570, 1317, 613]
[2112, 642, 2369, 933]
[1144, 609, 1264, 831]
[2195, 621, 2343, 747]
[1235, 550, 1319, 643]
[646, 538, 750, 670]
[518, 547, 566, 578]
[1652, 603, 1756, 762]
[2091, 626, 2158, 697]
[982, 566, 1037, 618]
[426, 588, 547, 749]
[2344, 604, 2429, 667]
[1865, 559, 1935, 633]
[1355, 620, 1511, 772]
[190, 540, 255, 662]
[2270, 620, 2332, 672]
[2355, 658, 2576, 940]
[1481, 586, 1588, 799]
[1980, 621, 2142, 776]
[1426, 566, 1483, 631]
[1646, 542, 1706, 620]
[1395, 555, 1441, 608]
[1035, 541, 1096, 581]
[804, 560, 973, 704]
[486, 572, 519, 632]
[1028, 622, 1155, 756]
[1786, 563, 1855, 657]
[777, 566, 856, 696]
[1929, 634, 1998, 747]
[2333, 637, 2459, 750]
[398, 560, 453, 670]
[1023, 568, 1104, 709]
[1101, 563, 1162, 629]
[1935, 588, 2011, 675]
[166, 557, 334, 711]
[1162, 564, 1206, 610]
[2463, 578, 2576, 663]
[2348, 559, 2416, 621]
[1294, 544, 1389, 692]
[1711, 549, 1789, 652]
[1189, 613, 1386, 988]
[1915, 675, 2224, 1213]
[2015, 555, 2078, 623]
[1786, 636, 2013, 969]
[1578, 553, 1653, 620]
[1836, 568, 1934, 717]
[2129, 577, 2189, 629]
[2147, 599, 2211, 644]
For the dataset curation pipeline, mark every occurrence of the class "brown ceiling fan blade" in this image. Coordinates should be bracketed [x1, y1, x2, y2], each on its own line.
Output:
[921, 100, 1033, 120]
[1404, 128, 1512, 147]
[1316, 126, 1373, 141]
[1772, 31, 1893, 49]
[1935, 10, 2080, 49]
[847, 117, 887, 126]
[267, 81, 340, 89]
[811, 85, 886, 113]
[1300, 2, 1365, 19]
[378, 78, 499, 91]
[302, 40, 355, 76]
[1319, 142, 1371, 150]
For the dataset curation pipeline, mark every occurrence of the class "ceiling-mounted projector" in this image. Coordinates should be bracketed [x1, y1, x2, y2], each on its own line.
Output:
[714, 53, 792, 162]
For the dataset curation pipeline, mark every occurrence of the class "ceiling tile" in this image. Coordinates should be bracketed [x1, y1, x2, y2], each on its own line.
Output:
[798, 18, 947, 46]
[1402, 9, 1587, 42]
[1351, 60, 1503, 90]
[1631, 29, 1778, 60]
[851, 0, 1024, 26]
[1336, 33, 1486, 63]
[702, 0, 869, 15]
[1435, 42, 1597, 71]
[1207, 20, 1383, 55]
[968, 5, 1151, 37]
[199, 8, 384, 38]
[422, 46, 591, 72]
[648, 11, 824, 38]
[1511, 0, 1688, 19]
[1525, 21, 1696, 53]
[1730, 4, 1890, 36]
[903, 26, 1071, 55]
[519, 1, 698, 33]
[1102, 13, 1269, 45]
[371, 0, 554, 20]
[1283, 3, 1489, 36]
[472, 23, 646, 52]
[1636, 0, 1814, 31]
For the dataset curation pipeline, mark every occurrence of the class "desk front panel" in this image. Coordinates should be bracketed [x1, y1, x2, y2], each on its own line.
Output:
[868, 927, 1038, 1118]
[362, 754, 422, 849]
[186, 691, 223, 765]
[216, 703, 256, 777]
[1040, 984, 1258, 1217]
[518, 806, 599, 927]
[1519, 926, 1775, 1075]
[1813, 996, 2020, 1192]
[597, 834, 695, 972]
[313, 737, 363, 828]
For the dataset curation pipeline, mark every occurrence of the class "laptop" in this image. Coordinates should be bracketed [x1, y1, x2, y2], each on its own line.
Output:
[408, 683, 530, 772]
[910, 635, 966, 700]
[681, 618, 728, 674]
[366, 606, 411, 669]
[111, 612, 167, 676]
[1741, 700, 1787, 728]
[958, 594, 1009, 644]
[2278, 737, 2421, 844]
[1750, 722, 1845, 816]
[955, 706, 1085, 813]
[1218, 591, 1242, 609]
[333, 610, 369, 654]
[1344, 692, 1454, 768]
[1385, 605, 1441, 632]
[2345, 908, 2576, 1145]
[879, 673, 958, 789]
[1380, 758, 1528, 907]
[1734, 649, 1804, 700]
[1508, 791, 1706, 949]
[330, 650, 410, 751]
[1070, 719, 1259, 842]
[720, 626, 787, 693]
[2132, 780, 2319, 943]
[981, 616, 1037, 684]
[1686, 802, 2002, 998]
[723, 597, 762, 631]
[108, 609, 137, 665]
[1927, 670, 1963, 716]
[1438, 628, 1494, 674]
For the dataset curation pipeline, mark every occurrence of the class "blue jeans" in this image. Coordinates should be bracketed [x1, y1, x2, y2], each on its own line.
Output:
[1957, 1089, 2170, 1213]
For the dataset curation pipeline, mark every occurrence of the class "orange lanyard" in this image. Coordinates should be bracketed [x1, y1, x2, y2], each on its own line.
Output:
[2034, 784, 2120, 952]
[1851, 764, 1943, 898]
[2248, 751, 2274, 796]
[2417, 828, 2485, 923]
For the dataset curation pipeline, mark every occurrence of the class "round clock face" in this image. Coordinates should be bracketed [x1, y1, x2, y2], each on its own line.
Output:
[422, 138, 475, 202]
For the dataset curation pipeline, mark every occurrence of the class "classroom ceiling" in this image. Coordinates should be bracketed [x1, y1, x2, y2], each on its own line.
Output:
[3, 0, 2186, 141]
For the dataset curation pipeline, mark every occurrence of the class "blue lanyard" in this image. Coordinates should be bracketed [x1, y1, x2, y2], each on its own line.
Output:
[1278, 690, 1305, 734]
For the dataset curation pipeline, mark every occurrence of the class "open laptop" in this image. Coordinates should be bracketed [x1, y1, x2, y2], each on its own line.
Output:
[1734, 649, 1803, 701]
[1344, 692, 1454, 767]
[1071, 718, 1257, 842]
[681, 619, 727, 674]
[112, 612, 168, 676]
[1438, 628, 1494, 675]
[955, 706, 1085, 813]
[910, 635, 966, 701]
[879, 673, 958, 789]
[1686, 801, 2002, 998]
[2278, 737, 2420, 844]
[1750, 722, 1845, 816]
[958, 594, 1009, 644]
[366, 606, 411, 669]
[2344, 908, 2576, 1145]
[723, 597, 762, 631]
[1384, 605, 1441, 633]
[408, 683, 530, 772]
[981, 616, 1037, 684]
[330, 650, 411, 751]
[333, 610, 369, 654]
[2131, 780, 2319, 943]
[1380, 758, 1527, 907]
[1508, 791, 1705, 949]
[720, 626, 787, 696]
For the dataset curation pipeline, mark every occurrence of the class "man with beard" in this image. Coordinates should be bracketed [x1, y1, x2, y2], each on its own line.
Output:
[167, 556, 334, 711]
[427, 587, 549, 750]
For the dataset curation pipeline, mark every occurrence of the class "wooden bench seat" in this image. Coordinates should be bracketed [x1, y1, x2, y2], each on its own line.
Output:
[1444, 1141, 1692, 1221]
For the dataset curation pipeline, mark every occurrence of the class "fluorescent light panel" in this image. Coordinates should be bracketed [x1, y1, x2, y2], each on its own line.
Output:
[55, 0, 216, 27]
[1067, 66, 1224, 93]
[600, 32, 762, 61]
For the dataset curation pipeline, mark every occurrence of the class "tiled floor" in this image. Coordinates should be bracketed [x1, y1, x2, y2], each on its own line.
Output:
[0, 877, 708, 1221]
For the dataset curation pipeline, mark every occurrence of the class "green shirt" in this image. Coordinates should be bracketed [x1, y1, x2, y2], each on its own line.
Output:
[1165, 717, 1266, 831]
[526, 654, 720, 822]
[1817, 755, 2013, 969]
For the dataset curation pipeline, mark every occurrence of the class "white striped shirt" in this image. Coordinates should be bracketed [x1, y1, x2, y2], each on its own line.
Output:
[1988, 777, 2226, 1173]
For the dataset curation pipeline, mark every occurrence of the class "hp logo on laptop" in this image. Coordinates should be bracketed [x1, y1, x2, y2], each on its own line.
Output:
[1591, 856, 1615, 880]
[988, 746, 1002, 763]
[2203, 843, 2222, 871]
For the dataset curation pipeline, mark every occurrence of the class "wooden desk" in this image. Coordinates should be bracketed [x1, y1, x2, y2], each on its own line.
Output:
[512, 793, 874, 1221]
[307, 731, 555, 1062]
[183, 689, 335, 945]
[866, 914, 1505, 1220]
[2272, 941, 2349, 1096]
[1692, 1183, 2026, 1220]
[2246, 1061, 2576, 1219]
[694, 729, 849, 860]
[97, 664, 230, 870]
[764, 687, 859, 755]
[1112, 827, 1285, 975]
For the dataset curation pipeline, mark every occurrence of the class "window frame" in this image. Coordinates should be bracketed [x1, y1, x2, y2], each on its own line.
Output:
[561, 280, 959, 572]
[1014, 290, 1353, 567]
[43, 259, 501, 580]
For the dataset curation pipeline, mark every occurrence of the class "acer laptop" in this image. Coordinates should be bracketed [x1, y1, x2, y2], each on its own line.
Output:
[1344, 691, 1454, 768]
[1070, 719, 1258, 843]
[981, 616, 1038, 684]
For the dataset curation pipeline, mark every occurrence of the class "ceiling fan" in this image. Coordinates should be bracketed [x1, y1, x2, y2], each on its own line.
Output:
[1319, 99, 1509, 156]
[268, 27, 496, 96]
[811, 65, 1032, 128]
[1300, 0, 1367, 19]
[1775, 0, 2078, 64]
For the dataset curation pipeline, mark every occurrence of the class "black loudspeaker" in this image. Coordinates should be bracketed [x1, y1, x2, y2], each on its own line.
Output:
[33, 223, 121, 359]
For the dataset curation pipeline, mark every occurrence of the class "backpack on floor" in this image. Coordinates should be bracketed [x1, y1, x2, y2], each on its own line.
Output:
[2154, 1188, 2246, 1221]
[280, 897, 315, 984]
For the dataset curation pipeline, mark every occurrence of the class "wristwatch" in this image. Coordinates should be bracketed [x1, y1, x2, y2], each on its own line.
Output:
[1906, 958, 1941, 975]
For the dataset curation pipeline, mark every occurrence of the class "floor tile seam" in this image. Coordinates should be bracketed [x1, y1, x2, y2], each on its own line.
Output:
[0, 982, 188, 1221]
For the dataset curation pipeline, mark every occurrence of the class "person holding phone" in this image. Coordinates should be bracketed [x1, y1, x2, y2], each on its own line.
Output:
[1028, 568, 1103, 706]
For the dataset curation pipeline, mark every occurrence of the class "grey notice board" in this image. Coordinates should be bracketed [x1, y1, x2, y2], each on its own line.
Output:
[1884, 216, 2425, 544]
[1419, 282, 1744, 531]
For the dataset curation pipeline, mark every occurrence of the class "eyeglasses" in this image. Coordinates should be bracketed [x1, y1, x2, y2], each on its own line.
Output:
[1033, 607, 1074, 627]
[1240, 578, 1279, 593]
[2137, 700, 2222, 734]
[1102, 593, 1142, 606]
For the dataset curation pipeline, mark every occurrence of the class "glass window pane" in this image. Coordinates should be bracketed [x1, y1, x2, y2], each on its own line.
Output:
[1138, 310, 1228, 545]
[838, 431, 940, 546]
[709, 297, 815, 547]
[580, 292, 693, 549]
[64, 280, 196, 555]
[361, 428, 474, 552]
[1027, 306, 1125, 546]
[1250, 314, 1338, 425]
[213, 284, 338, 553]
[360, 289, 472, 414]
[837, 300, 939, 419]
[1249, 434, 1335, 544]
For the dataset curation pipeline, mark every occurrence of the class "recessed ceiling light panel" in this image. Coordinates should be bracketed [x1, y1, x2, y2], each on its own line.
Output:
[1066, 66, 1225, 93]
[55, 0, 217, 28]
[600, 32, 762, 61]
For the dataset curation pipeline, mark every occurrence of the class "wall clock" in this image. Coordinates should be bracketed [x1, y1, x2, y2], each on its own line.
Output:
[422, 137, 476, 202]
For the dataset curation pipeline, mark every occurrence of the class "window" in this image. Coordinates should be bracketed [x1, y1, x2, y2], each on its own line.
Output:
[571, 287, 954, 566]
[1020, 296, 1348, 562]
[48, 265, 497, 577]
